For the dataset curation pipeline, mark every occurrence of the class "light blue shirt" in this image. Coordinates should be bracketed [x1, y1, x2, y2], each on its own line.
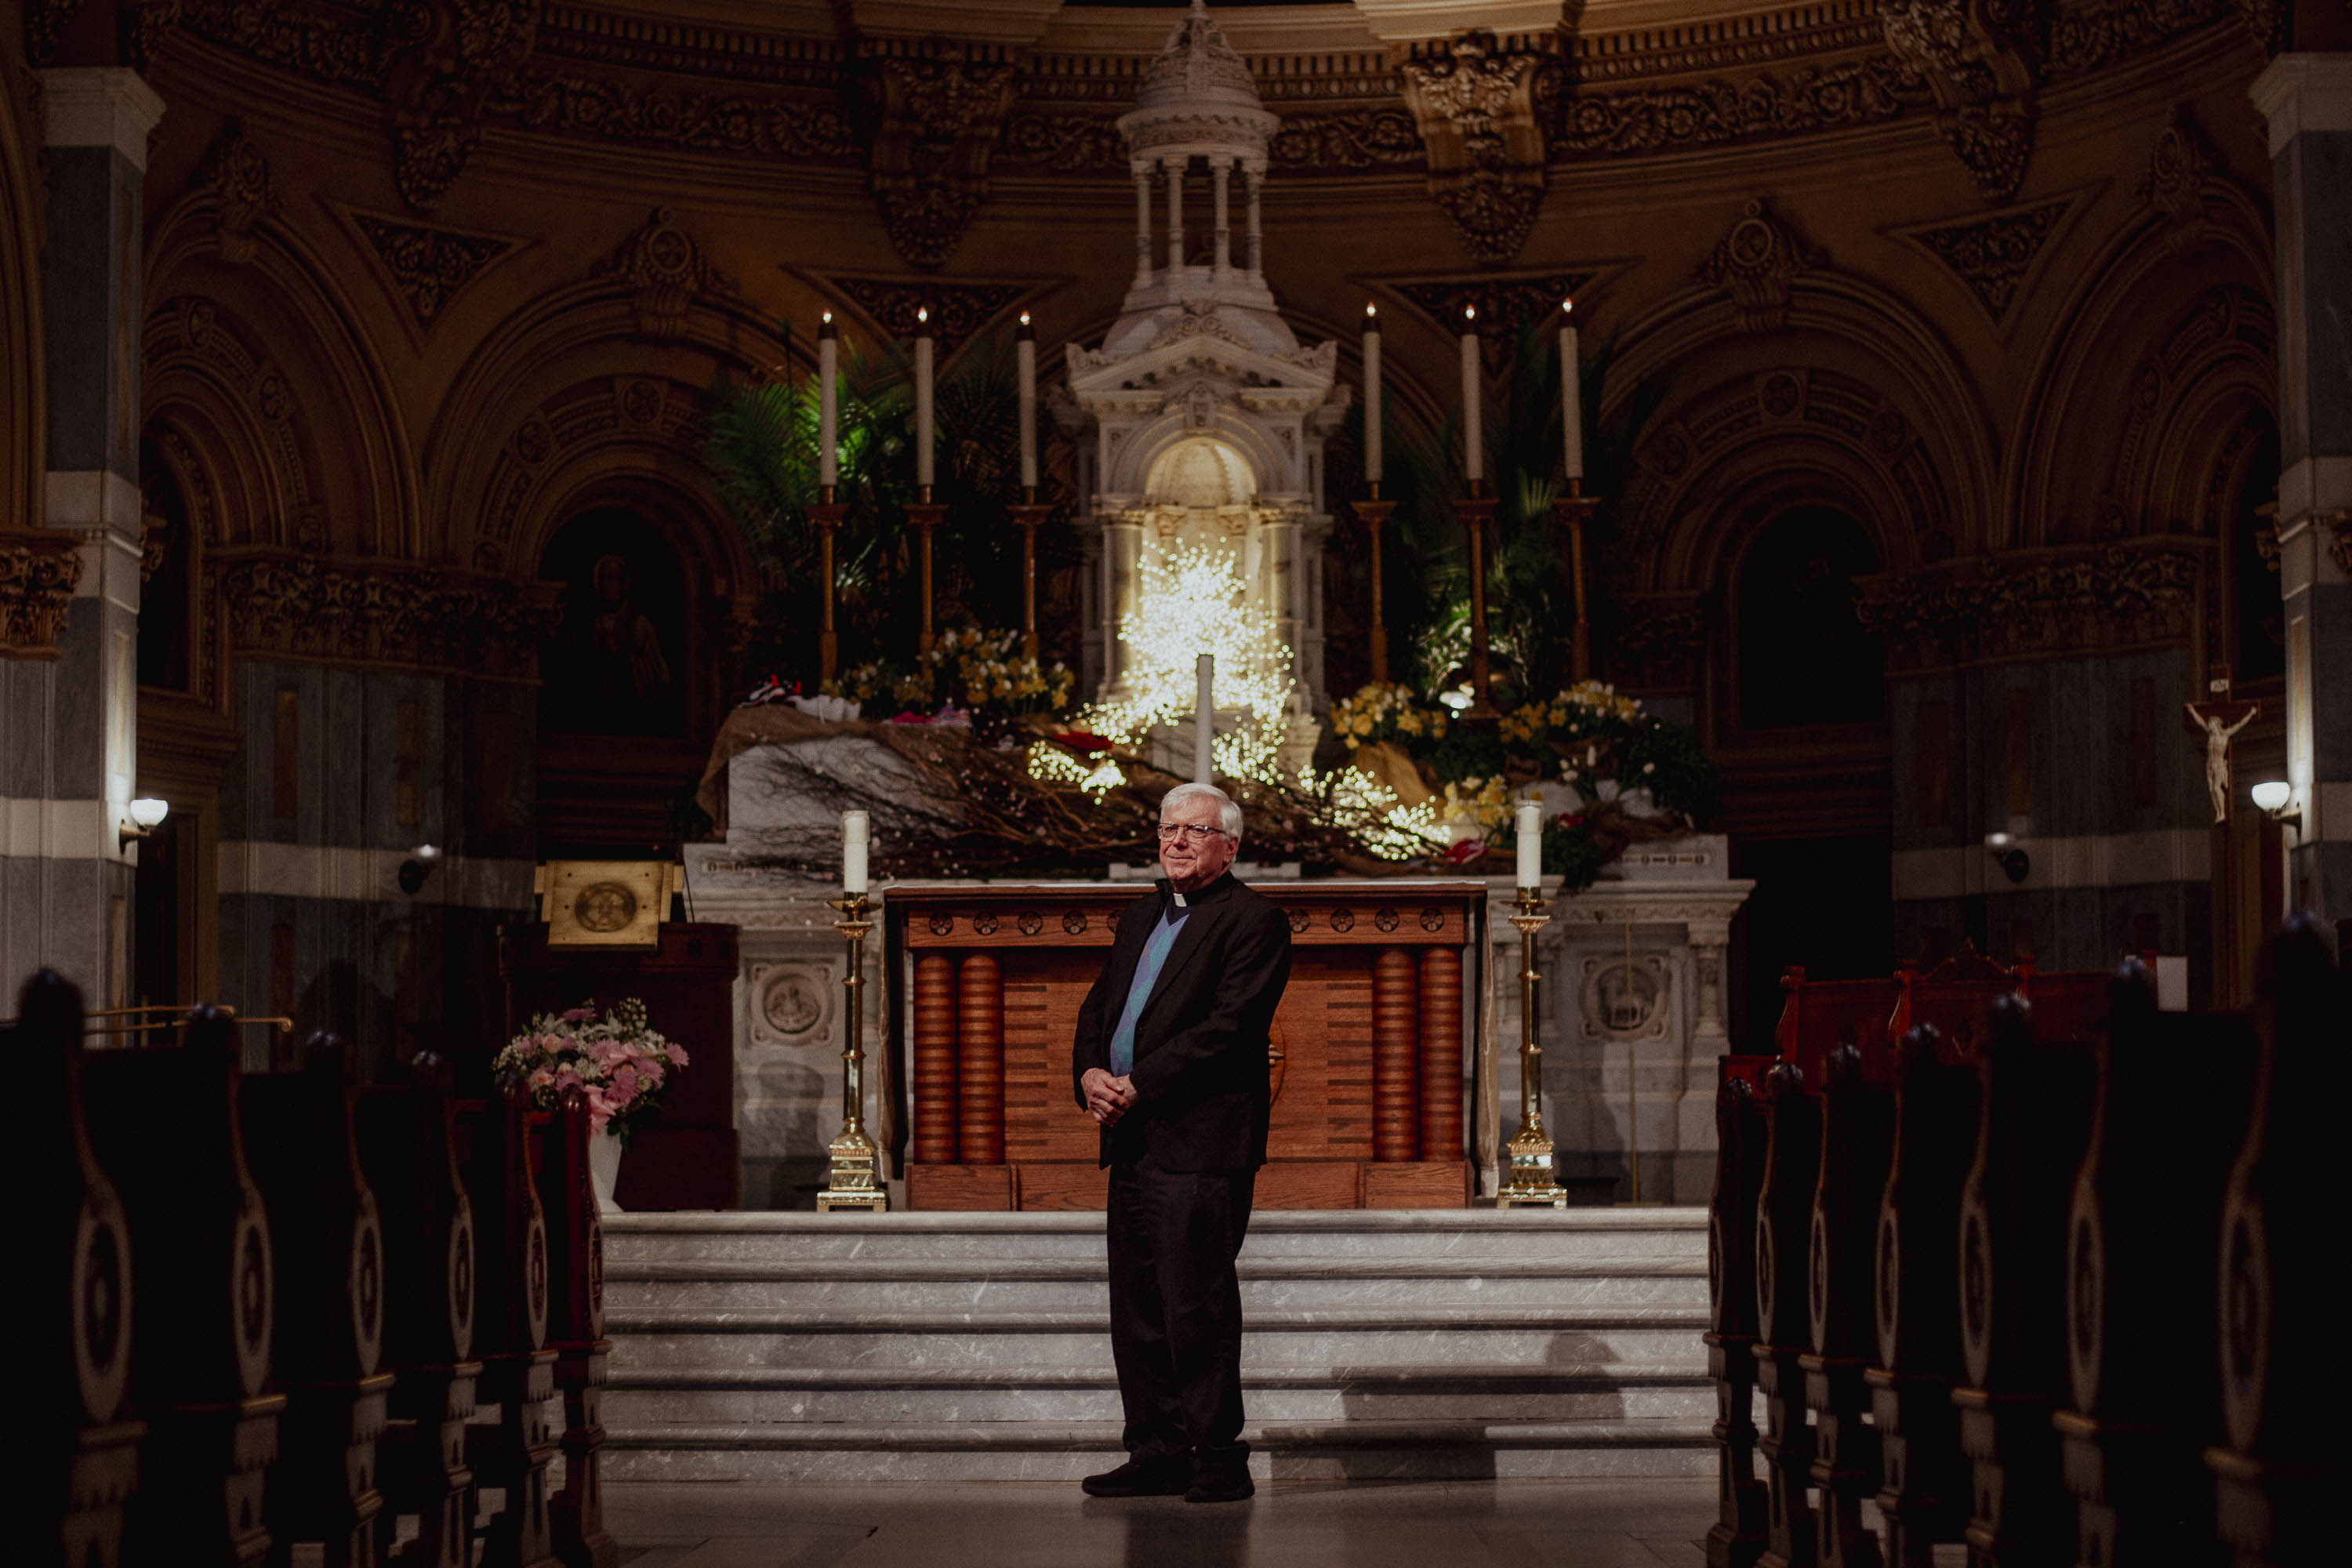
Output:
[1108, 903, 1189, 1078]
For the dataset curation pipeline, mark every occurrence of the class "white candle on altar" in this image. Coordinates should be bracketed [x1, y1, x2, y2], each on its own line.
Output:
[1195, 653, 1214, 785]
[818, 311, 839, 490]
[1460, 305, 1483, 485]
[1515, 797, 1541, 890]
[914, 308, 935, 490]
[1560, 299, 1584, 481]
[1363, 303, 1383, 487]
[842, 808, 869, 895]
[1016, 312, 1038, 492]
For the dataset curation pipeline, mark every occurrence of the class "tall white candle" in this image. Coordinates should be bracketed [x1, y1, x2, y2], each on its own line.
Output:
[1016, 312, 1038, 492]
[914, 309, 935, 490]
[1363, 303, 1383, 488]
[842, 808, 869, 895]
[1560, 299, 1583, 481]
[818, 312, 839, 489]
[1460, 306, 1483, 485]
[1195, 653, 1214, 785]
[1515, 797, 1541, 889]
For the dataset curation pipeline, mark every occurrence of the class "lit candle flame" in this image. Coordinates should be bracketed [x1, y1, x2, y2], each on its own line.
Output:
[1464, 304, 1477, 323]
[916, 306, 929, 325]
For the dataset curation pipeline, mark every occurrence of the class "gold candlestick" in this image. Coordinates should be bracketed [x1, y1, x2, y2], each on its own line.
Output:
[810, 494, 846, 684]
[1454, 488, 1501, 720]
[1353, 488, 1395, 687]
[1552, 483, 1599, 684]
[815, 892, 890, 1211]
[1010, 492, 1050, 662]
[1497, 885, 1567, 1208]
[906, 495, 946, 657]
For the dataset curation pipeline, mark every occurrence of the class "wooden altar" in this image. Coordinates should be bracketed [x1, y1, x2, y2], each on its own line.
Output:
[882, 880, 1483, 1210]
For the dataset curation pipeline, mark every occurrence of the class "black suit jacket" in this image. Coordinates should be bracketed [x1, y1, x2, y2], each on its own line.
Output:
[1069, 872, 1294, 1172]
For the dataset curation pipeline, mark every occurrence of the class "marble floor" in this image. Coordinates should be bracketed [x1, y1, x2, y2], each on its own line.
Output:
[605, 1475, 1719, 1566]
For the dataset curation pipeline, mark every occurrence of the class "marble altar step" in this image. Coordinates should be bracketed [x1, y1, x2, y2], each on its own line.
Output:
[599, 1209, 1713, 1481]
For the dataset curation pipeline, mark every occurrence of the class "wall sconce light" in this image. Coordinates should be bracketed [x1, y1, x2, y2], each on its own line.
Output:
[120, 797, 169, 849]
[1984, 830, 2030, 885]
[2251, 780, 2300, 835]
[397, 843, 442, 895]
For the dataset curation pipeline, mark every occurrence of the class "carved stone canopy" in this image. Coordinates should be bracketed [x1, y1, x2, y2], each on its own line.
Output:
[1117, 0, 1279, 169]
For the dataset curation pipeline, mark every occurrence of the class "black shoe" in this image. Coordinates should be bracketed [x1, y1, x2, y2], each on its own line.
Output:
[1081, 1456, 1191, 1497]
[1184, 1449, 1255, 1504]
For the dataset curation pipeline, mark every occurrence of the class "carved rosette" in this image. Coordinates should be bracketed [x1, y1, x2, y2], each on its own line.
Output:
[859, 49, 1018, 272]
[214, 550, 561, 679]
[383, 0, 544, 211]
[1699, 200, 1820, 333]
[1880, 0, 2040, 201]
[1397, 31, 1553, 264]
[0, 534, 85, 659]
[1857, 540, 2209, 671]
[595, 209, 736, 341]
[196, 119, 274, 265]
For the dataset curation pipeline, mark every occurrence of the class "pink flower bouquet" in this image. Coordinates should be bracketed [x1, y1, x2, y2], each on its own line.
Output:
[493, 997, 689, 1142]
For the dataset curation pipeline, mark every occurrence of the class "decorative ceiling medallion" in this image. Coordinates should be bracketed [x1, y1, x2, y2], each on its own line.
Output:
[341, 208, 524, 330]
[596, 208, 738, 341]
[1699, 200, 1822, 334]
[1896, 197, 2074, 324]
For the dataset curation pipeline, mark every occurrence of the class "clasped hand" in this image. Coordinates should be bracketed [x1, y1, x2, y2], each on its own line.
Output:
[1080, 1066, 1137, 1126]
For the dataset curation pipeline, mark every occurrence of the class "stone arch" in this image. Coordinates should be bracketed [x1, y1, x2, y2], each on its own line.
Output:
[1605, 274, 1995, 592]
[142, 188, 419, 557]
[0, 85, 38, 534]
[2008, 154, 2274, 546]
[426, 285, 775, 596]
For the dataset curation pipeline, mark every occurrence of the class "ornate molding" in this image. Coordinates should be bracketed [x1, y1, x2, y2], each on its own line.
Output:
[857, 48, 1017, 272]
[1396, 31, 1555, 264]
[1857, 539, 2209, 671]
[0, 533, 85, 659]
[1610, 596, 1710, 689]
[214, 549, 558, 678]
[1902, 198, 2070, 321]
[828, 275, 1029, 353]
[194, 117, 273, 264]
[1388, 269, 1597, 370]
[1699, 200, 1821, 334]
[349, 211, 519, 327]
[1269, 107, 1423, 171]
[594, 208, 735, 342]
[1557, 51, 1927, 158]
[1879, 0, 2040, 201]
[383, 0, 544, 211]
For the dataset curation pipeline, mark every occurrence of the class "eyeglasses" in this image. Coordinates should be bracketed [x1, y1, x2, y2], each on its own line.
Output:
[1156, 823, 1229, 843]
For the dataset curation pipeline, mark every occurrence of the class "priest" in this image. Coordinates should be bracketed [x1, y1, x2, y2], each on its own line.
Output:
[1072, 782, 1294, 1504]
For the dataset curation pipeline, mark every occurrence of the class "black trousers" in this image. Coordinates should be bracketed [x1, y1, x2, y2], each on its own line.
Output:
[1105, 1155, 1256, 1463]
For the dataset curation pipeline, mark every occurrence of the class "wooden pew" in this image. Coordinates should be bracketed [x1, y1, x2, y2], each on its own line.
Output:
[354, 1054, 480, 1568]
[1754, 1061, 1824, 1568]
[1775, 966, 1904, 1087]
[239, 1036, 394, 1566]
[459, 1081, 561, 1568]
[532, 1091, 617, 1568]
[1867, 1024, 1979, 1566]
[2207, 916, 2350, 1568]
[1802, 1044, 1896, 1568]
[80, 1004, 285, 1566]
[1705, 1054, 1775, 1568]
[1952, 993, 2099, 1566]
[2056, 963, 2258, 1568]
[20, 970, 146, 1566]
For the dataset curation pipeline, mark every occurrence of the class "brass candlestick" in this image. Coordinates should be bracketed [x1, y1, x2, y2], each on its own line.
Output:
[1552, 483, 1599, 684]
[810, 493, 846, 684]
[1353, 488, 1395, 686]
[1454, 488, 1501, 720]
[815, 892, 890, 1212]
[906, 495, 946, 657]
[1010, 492, 1050, 661]
[1497, 885, 1567, 1208]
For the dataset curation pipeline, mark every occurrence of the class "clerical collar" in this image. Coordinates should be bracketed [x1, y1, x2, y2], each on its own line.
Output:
[1172, 891, 1188, 909]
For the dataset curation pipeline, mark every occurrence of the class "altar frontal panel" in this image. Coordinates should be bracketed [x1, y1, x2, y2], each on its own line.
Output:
[887, 881, 1479, 1210]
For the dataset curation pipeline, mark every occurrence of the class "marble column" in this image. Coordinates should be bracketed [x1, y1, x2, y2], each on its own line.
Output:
[2252, 55, 2352, 923]
[1130, 162, 1154, 289]
[2, 68, 163, 1003]
[1164, 154, 1185, 278]
[1244, 168, 1264, 277]
[1210, 156, 1233, 283]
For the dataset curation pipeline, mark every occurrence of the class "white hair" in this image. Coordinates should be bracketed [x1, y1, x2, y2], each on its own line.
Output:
[1160, 782, 1244, 840]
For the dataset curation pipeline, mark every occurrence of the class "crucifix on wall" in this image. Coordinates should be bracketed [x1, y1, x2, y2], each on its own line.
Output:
[2184, 695, 2259, 825]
